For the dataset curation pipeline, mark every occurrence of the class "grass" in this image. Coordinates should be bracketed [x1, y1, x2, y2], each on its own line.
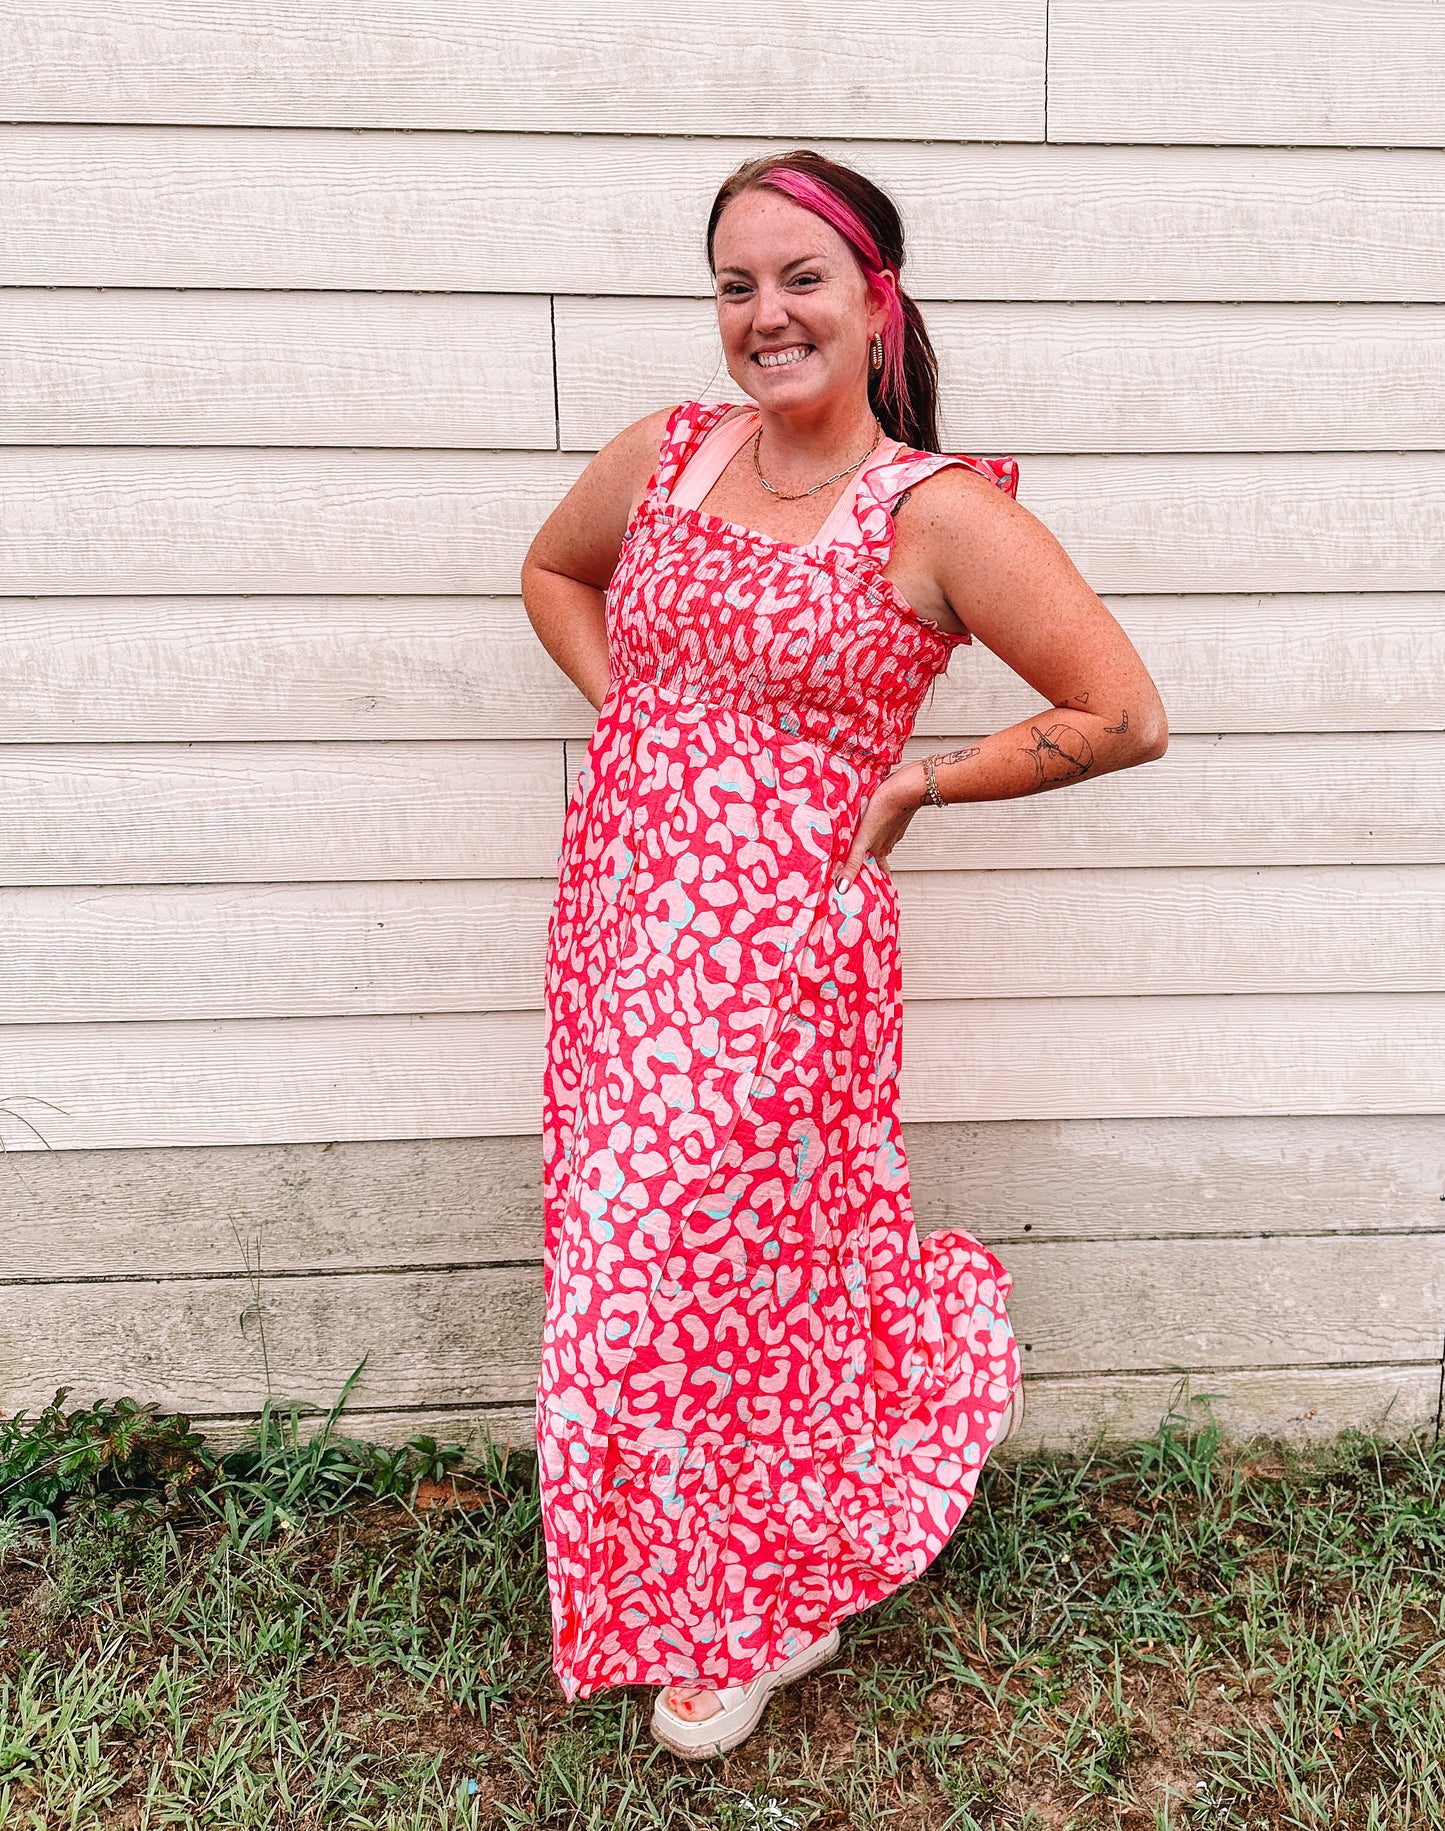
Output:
[0, 1376, 1441, 1830]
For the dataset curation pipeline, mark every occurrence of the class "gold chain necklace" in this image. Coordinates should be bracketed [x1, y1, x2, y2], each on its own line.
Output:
[751, 421, 883, 501]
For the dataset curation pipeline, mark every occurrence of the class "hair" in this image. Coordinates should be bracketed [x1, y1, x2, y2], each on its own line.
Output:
[705, 149, 941, 453]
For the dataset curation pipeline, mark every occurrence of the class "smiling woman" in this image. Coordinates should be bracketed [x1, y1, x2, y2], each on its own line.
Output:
[520, 148, 1168, 1760]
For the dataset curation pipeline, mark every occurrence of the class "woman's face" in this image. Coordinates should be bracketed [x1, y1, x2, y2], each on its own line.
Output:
[712, 187, 887, 418]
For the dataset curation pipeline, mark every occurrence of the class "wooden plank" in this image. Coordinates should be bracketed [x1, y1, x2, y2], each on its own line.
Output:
[0, 1136, 548, 1280]
[4, 450, 1443, 597]
[6, 593, 1442, 741]
[898, 994, 1445, 1123]
[902, 1113, 1445, 1243]
[891, 733, 1445, 871]
[1, 1235, 1438, 1418]
[4, 993, 1445, 1155]
[998, 454, 1445, 595]
[0, 741, 564, 884]
[0, 597, 591, 742]
[0, 2, 1043, 138]
[0, 449, 586, 597]
[184, 1364, 1441, 1454]
[1050, 1, 1445, 149]
[897, 865, 1445, 1001]
[0, 1266, 545, 1416]
[997, 1365, 1441, 1452]
[556, 298, 1445, 453]
[6, 732, 1435, 890]
[4, 129, 1442, 300]
[0, 1012, 541, 1153]
[1004, 1236, 1445, 1374]
[0, 289, 554, 447]
[7, 1112, 1444, 1295]
[930, 594, 1445, 740]
[3, 1113, 1441, 1281]
[0, 880, 555, 1021]
[6, 865, 1442, 1024]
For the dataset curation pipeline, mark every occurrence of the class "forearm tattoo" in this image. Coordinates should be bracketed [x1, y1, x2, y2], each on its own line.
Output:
[1104, 709, 1129, 734]
[932, 745, 981, 767]
[1019, 722, 1094, 787]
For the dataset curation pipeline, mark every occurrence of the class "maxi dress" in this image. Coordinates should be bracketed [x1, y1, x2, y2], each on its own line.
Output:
[538, 399, 1024, 1703]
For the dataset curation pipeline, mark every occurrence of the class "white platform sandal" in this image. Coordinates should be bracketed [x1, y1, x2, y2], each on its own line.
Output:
[651, 1623, 842, 1759]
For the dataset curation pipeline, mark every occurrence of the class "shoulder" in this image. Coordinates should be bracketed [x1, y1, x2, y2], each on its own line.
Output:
[897, 449, 1020, 507]
[887, 450, 1025, 548]
[596, 399, 737, 495]
[591, 403, 684, 488]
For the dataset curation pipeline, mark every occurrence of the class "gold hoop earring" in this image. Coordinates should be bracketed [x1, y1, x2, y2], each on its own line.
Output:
[869, 335, 884, 372]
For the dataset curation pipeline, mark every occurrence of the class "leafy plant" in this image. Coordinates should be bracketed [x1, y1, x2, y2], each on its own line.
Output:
[0, 1389, 218, 1530]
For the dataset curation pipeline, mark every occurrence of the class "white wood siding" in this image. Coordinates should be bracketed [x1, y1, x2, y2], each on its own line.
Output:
[0, 3, 1044, 138]
[1048, 2, 1445, 148]
[555, 299, 1445, 453]
[5, 595, 1442, 737]
[5, 130, 1443, 299]
[1, 6, 1441, 1453]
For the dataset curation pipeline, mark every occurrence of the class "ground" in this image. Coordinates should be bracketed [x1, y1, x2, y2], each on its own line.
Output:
[0, 1389, 1441, 1829]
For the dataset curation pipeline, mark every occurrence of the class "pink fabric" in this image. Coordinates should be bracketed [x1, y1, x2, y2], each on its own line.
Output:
[538, 399, 1023, 1702]
[666, 405, 903, 556]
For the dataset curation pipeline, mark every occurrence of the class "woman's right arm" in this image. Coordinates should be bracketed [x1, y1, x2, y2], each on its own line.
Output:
[520, 407, 676, 712]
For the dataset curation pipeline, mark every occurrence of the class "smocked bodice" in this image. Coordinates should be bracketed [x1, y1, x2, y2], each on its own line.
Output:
[604, 400, 1019, 778]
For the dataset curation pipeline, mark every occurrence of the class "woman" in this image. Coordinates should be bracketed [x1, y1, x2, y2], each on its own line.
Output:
[521, 149, 1168, 1758]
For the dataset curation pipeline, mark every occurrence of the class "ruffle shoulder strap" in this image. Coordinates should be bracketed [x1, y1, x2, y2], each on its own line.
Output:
[848, 447, 1020, 566]
[643, 399, 740, 507]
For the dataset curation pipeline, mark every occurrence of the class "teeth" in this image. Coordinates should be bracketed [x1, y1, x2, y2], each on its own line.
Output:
[756, 346, 811, 368]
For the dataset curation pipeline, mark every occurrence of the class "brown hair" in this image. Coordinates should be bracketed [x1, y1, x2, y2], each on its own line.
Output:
[705, 149, 942, 453]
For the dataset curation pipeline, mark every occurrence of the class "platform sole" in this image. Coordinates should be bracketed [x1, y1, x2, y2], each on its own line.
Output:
[651, 1623, 842, 1759]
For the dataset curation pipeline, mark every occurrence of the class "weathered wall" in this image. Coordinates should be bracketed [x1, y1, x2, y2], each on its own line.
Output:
[1, 1, 1442, 1452]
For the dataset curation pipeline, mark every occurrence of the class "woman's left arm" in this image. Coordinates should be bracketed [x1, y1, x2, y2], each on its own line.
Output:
[838, 468, 1169, 888]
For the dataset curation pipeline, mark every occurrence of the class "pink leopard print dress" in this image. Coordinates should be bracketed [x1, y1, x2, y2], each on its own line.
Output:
[538, 399, 1023, 1702]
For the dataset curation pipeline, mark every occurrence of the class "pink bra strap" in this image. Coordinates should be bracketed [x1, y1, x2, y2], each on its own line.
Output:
[807, 438, 903, 554]
[668, 408, 906, 556]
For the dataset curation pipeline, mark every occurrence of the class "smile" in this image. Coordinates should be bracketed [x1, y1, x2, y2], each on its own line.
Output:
[754, 345, 813, 369]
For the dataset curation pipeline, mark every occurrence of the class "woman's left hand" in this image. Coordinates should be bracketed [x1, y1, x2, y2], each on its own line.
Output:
[833, 764, 925, 891]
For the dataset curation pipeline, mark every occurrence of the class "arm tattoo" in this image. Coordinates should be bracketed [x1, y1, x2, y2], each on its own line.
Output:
[1104, 709, 1129, 734]
[1019, 722, 1094, 787]
[932, 745, 981, 766]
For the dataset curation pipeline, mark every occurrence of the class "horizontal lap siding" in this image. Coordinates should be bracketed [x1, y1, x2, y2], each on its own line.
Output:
[1, 16, 1440, 1449]
[3, 995, 1445, 1153]
[4, 595, 1443, 737]
[1, 1245, 1439, 1441]
[14, 292, 1445, 452]
[554, 298, 1445, 453]
[1048, 2, 1445, 148]
[0, 3, 1043, 138]
[0, 290, 556, 447]
[4, 866, 1445, 1022]
[1, 734, 1440, 881]
[4, 129, 1444, 299]
[5, 1121, 1441, 1276]
[4, 451, 1443, 594]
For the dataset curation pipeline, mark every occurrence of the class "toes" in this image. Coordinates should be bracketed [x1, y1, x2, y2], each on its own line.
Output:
[665, 1685, 720, 1721]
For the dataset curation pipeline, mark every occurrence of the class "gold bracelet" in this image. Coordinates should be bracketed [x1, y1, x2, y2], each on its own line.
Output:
[922, 756, 945, 808]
